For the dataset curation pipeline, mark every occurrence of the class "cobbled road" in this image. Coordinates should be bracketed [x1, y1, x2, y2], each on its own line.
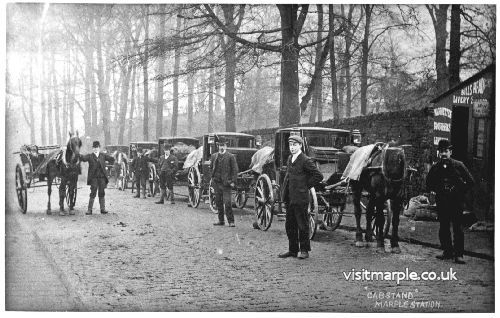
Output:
[6, 173, 494, 312]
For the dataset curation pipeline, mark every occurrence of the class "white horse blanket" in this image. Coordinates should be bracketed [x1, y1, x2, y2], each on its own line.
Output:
[249, 146, 274, 174]
[341, 144, 376, 181]
[183, 146, 203, 169]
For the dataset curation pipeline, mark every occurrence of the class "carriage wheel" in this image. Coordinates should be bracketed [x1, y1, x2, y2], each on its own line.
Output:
[322, 203, 345, 231]
[187, 166, 201, 208]
[208, 180, 218, 213]
[362, 196, 392, 239]
[233, 191, 248, 209]
[148, 166, 156, 197]
[308, 187, 319, 240]
[15, 164, 27, 213]
[254, 174, 274, 231]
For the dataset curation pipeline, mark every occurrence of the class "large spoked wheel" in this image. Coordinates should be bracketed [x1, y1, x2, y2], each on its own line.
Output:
[362, 195, 392, 239]
[322, 203, 345, 231]
[187, 166, 201, 208]
[15, 164, 28, 213]
[308, 187, 319, 241]
[233, 190, 248, 209]
[148, 166, 156, 197]
[254, 174, 274, 231]
[208, 180, 218, 213]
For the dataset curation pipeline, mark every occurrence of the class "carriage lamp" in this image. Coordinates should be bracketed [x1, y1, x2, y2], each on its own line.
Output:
[351, 129, 361, 145]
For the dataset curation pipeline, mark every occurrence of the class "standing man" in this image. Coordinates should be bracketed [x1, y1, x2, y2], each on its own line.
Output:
[426, 139, 474, 264]
[156, 144, 179, 204]
[211, 136, 239, 227]
[80, 141, 115, 215]
[131, 148, 155, 199]
[279, 135, 323, 259]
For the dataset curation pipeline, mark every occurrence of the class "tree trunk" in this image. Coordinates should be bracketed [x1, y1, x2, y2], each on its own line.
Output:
[427, 4, 449, 94]
[448, 4, 461, 88]
[277, 4, 302, 126]
[187, 70, 194, 135]
[171, 14, 181, 136]
[51, 51, 62, 145]
[46, 58, 53, 144]
[329, 5, 339, 121]
[142, 5, 150, 141]
[309, 4, 323, 123]
[222, 5, 238, 132]
[155, 5, 167, 139]
[253, 68, 262, 129]
[128, 66, 137, 144]
[83, 52, 92, 138]
[360, 5, 372, 115]
[118, 62, 133, 144]
[208, 65, 214, 133]
[95, 15, 112, 145]
[29, 56, 35, 143]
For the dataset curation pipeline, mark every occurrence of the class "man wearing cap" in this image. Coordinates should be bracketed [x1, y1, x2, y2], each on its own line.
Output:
[211, 136, 239, 227]
[80, 141, 115, 215]
[426, 139, 474, 264]
[156, 144, 179, 204]
[131, 148, 156, 199]
[279, 135, 323, 259]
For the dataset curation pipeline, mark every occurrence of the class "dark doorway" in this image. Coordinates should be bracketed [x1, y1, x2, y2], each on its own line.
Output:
[450, 106, 469, 162]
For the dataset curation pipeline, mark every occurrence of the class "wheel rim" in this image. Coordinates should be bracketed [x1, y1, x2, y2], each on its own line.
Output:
[234, 191, 247, 209]
[254, 174, 274, 231]
[208, 181, 218, 213]
[16, 165, 27, 213]
[187, 167, 201, 208]
[308, 187, 318, 240]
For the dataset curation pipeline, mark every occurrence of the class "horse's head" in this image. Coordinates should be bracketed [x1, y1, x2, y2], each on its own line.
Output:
[66, 131, 82, 164]
[383, 147, 406, 182]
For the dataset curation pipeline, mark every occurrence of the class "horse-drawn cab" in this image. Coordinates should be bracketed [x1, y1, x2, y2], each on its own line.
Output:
[253, 127, 359, 239]
[186, 132, 258, 211]
[158, 137, 200, 182]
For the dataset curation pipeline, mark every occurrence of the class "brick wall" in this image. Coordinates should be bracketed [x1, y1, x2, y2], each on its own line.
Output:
[242, 108, 435, 197]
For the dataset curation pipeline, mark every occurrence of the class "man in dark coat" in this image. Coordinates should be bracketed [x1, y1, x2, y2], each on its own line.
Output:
[131, 148, 156, 199]
[156, 144, 179, 204]
[80, 141, 115, 215]
[279, 135, 323, 259]
[211, 136, 239, 227]
[426, 139, 474, 264]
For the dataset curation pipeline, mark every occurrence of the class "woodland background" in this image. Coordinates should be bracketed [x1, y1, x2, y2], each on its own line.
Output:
[5, 3, 496, 148]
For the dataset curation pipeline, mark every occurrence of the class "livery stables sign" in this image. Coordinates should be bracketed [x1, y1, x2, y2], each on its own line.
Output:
[433, 107, 451, 146]
[452, 76, 492, 118]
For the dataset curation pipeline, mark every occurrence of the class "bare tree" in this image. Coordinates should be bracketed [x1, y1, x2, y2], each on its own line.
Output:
[171, 13, 181, 136]
[426, 4, 450, 94]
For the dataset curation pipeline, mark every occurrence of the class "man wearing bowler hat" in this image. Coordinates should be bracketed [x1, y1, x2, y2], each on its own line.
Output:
[278, 134, 323, 260]
[80, 141, 115, 215]
[426, 139, 474, 264]
[156, 143, 179, 204]
[131, 148, 156, 199]
[211, 136, 239, 227]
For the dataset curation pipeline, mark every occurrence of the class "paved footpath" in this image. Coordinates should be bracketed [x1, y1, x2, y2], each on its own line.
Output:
[5, 210, 82, 311]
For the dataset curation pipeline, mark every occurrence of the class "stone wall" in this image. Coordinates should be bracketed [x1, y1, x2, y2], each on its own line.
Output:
[242, 108, 435, 197]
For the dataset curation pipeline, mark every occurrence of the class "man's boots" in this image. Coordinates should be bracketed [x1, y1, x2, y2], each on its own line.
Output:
[99, 197, 108, 214]
[59, 196, 67, 216]
[155, 189, 166, 204]
[86, 197, 94, 215]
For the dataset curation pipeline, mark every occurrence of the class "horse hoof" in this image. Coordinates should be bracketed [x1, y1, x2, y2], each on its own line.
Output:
[391, 246, 401, 254]
[355, 241, 365, 248]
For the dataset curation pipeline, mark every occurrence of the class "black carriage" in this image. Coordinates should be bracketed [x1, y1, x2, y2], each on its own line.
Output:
[158, 136, 200, 184]
[253, 127, 359, 240]
[128, 141, 159, 195]
[14, 144, 76, 213]
[186, 132, 258, 212]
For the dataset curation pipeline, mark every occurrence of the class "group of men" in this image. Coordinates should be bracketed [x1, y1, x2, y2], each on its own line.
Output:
[76, 135, 474, 264]
[128, 144, 178, 204]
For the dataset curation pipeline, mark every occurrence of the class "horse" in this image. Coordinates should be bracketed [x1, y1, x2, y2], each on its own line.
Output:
[351, 144, 407, 253]
[111, 150, 128, 189]
[46, 132, 82, 215]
